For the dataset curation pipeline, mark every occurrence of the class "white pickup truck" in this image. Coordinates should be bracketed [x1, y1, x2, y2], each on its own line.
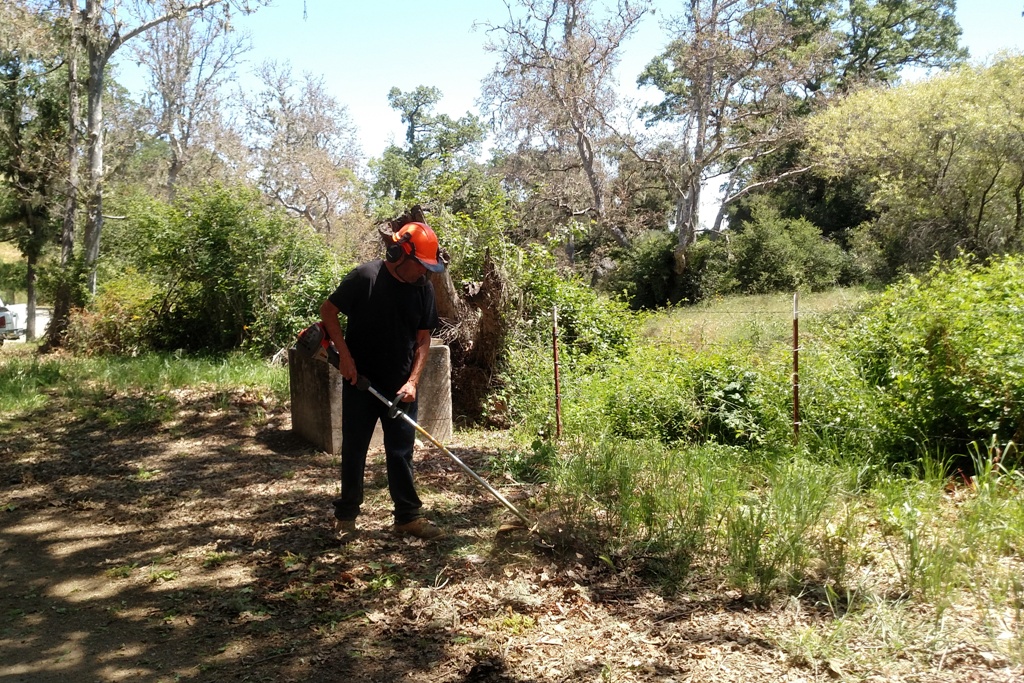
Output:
[0, 297, 25, 345]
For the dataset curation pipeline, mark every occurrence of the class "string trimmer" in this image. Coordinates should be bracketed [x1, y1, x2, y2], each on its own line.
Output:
[295, 322, 543, 536]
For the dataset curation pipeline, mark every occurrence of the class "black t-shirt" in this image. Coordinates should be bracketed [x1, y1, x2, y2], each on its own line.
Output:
[328, 260, 438, 394]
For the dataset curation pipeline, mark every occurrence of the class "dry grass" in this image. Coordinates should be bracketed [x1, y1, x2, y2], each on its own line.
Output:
[642, 287, 875, 350]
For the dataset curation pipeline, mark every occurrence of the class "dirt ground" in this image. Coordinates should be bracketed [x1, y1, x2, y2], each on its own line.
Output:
[1, 384, 1020, 682]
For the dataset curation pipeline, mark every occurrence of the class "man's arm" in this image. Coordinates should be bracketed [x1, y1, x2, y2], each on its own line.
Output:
[319, 299, 358, 385]
[397, 329, 432, 402]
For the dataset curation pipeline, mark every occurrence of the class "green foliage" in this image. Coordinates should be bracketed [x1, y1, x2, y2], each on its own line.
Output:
[96, 183, 345, 355]
[0, 351, 290, 413]
[730, 198, 848, 294]
[601, 351, 699, 444]
[65, 269, 160, 355]
[0, 49, 66, 263]
[588, 344, 785, 448]
[518, 245, 635, 359]
[834, 254, 1024, 463]
[793, 0, 966, 91]
[490, 439, 557, 484]
[806, 57, 1024, 279]
[549, 437, 741, 579]
[0, 355, 64, 414]
[419, 171, 519, 285]
[368, 85, 484, 218]
[674, 236, 733, 304]
[694, 360, 771, 446]
[605, 230, 676, 310]
[0, 260, 27, 301]
[724, 457, 839, 597]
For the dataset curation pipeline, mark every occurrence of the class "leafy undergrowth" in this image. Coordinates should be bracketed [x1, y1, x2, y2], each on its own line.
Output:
[0, 368, 1020, 681]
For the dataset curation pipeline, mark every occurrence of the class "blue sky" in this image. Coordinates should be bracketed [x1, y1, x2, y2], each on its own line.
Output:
[115, 0, 1024, 159]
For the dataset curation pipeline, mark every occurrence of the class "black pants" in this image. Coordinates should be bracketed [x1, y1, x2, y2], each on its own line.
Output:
[333, 382, 422, 525]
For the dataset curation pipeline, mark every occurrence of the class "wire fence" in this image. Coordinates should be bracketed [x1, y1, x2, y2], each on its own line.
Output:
[544, 293, 1023, 453]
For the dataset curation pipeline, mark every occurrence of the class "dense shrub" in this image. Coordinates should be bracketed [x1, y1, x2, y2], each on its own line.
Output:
[605, 230, 676, 310]
[674, 236, 733, 304]
[510, 342, 789, 449]
[518, 245, 635, 359]
[65, 270, 160, 355]
[730, 199, 847, 294]
[834, 255, 1024, 464]
[604, 232, 735, 308]
[86, 183, 346, 355]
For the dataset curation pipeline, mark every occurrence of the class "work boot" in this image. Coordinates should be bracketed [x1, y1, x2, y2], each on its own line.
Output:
[394, 517, 444, 540]
[334, 519, 358, 544]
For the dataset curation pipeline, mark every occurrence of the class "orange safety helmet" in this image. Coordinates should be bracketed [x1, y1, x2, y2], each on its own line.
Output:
[386, 221, 446, 272]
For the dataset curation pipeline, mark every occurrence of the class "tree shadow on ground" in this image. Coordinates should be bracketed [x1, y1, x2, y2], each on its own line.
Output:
[0, 388, 558, 682]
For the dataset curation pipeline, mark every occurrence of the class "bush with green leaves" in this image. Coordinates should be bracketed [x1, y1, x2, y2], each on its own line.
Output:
[601, 344, 791, 448]
[90, 183, 346, 355]
[674, 235, 733, 304]
[834, 254, 1024, 465]
[514, 341, 789, 450]
[0, 260, 27, 302]
[517, 244, 635, 359]
[730, 198, 848, 294]
[604, 231, 735, 309]
[605, 230, 676, 310]
[65, 269, 161, 356]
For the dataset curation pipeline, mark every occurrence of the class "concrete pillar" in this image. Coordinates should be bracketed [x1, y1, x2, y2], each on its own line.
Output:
[289, 340, 453, 454]
[417, 339, 453, 443]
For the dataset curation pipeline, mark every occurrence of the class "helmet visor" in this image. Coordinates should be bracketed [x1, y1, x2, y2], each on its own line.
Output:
[413, 254, 446, 273]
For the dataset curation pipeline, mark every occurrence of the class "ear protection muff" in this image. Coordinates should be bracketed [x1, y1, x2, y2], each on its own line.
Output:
[385, 231, 414, 263]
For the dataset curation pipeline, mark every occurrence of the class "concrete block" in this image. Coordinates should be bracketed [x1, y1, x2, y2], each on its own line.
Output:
[289, 341, 453, 454]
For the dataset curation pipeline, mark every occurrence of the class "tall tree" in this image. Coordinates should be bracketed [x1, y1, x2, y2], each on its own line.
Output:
[481, 0, 650, 258]
[368, 85, 485, 216]
[35, 0, 266, 351]
[243, 61, 362, 236]
[805, 57, 1024, 278]
[30, 0, 268, 352]
[638, 0, 819, 269]
[834, 0, 964, 89]
[132, 12, 250, 199]
[728, 0, 966, 244]
[0, 6, 67, 340]
[72, 0, 266, 295]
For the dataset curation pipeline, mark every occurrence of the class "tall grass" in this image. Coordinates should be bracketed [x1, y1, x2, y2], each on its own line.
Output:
[641, 287, 873, 351]
[497, 265, 1024, 669]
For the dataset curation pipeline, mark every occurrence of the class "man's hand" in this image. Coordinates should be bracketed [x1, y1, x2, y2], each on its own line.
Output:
[396, 380, 417, 402]
[319, 298, 358, 385]
[336, 347, 358, 385]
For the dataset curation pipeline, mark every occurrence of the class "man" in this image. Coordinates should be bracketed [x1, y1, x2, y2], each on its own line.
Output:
[319, 221, 446, 542]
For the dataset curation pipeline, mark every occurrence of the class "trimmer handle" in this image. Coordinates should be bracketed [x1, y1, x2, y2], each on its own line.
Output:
[389, 392, 408, 419]
[354, 376, 407, 420]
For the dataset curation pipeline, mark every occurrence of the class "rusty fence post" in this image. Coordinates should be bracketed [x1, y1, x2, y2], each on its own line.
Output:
[553, 306, 562, 439]
[793, 292, 800, 443]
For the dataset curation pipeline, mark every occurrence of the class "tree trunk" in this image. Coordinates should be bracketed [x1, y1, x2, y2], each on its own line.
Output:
[26, 253, 37, 342]
[44, 1, 82, 351]
[673, 174, 701, 274]
[83, 41, 107, 295]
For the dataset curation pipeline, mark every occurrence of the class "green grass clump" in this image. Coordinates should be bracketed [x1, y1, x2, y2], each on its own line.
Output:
[0, 351, 288, 417]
